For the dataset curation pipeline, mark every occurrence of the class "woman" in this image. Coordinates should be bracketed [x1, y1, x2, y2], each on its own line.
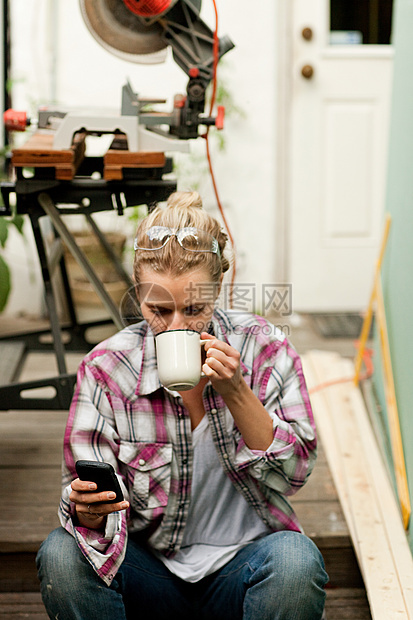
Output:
[37, 191, 328, 619]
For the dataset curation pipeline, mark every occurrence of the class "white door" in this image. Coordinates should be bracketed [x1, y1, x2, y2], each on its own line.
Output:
[286, 0, 394, 312]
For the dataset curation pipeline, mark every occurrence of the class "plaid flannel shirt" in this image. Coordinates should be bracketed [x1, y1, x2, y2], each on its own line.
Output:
[59, 309, 317, 586]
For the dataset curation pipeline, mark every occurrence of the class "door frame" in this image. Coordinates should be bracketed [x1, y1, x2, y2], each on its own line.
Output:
[275, 1, 293, 285]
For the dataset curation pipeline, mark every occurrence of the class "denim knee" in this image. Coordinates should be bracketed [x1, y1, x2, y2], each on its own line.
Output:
[36, 527, 97, 596]
[37, 528, 76, 582]
[243, 531, 328, 619]
[36, 527, 127, 620]
[275, 532, 325, 578]
[262, 531, 327, 588]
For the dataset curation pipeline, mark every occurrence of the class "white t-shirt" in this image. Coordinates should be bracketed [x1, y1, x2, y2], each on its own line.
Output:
[156, 413, 271, 582]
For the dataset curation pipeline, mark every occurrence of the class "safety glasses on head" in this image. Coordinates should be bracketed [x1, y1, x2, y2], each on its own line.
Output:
[134, 226, 220, 256]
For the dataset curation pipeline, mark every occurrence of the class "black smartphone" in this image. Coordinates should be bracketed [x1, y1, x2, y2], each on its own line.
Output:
[75, 460, 124, 504]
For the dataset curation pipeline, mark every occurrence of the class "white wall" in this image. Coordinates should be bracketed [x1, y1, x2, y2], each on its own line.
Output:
[4, 0, 279, 316]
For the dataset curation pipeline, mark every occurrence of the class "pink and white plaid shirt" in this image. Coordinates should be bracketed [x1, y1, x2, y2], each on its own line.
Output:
[59, 309, 317, 585]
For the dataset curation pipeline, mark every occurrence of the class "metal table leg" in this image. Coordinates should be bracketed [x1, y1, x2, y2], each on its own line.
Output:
[38, 192, 125, 331]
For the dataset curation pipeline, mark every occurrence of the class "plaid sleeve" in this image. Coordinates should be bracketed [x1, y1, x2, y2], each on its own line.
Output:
[58, 359, 128, 586]
[234, 334, 317, 497]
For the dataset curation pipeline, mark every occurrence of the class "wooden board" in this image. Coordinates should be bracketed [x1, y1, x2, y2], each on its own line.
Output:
[0, 588, 372, 620]
[0, 411, 66, 467]
[0, 592, 48, 619]
[0, 554, 41, 593]
[303, 350, 413, 619]
[11, 130, 165, 180]
[104, 137, 166, 180]
[11, 131, 86, 180]
[0, 411, 64, 552]
[324, 588, 372, 619]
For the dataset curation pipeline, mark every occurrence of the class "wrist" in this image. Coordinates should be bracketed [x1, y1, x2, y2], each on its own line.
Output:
[220, 376, 248, 403]
[75, 505, 106, 530]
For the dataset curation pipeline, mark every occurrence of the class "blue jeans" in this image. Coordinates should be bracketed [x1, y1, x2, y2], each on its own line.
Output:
[36, 527, 328, 619]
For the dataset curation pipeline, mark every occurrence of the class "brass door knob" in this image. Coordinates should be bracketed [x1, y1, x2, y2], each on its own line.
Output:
[302, 27, 313, 41]
[301, 65, 314, 79]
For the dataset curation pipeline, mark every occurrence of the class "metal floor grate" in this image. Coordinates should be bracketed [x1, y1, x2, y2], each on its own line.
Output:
[310, 313, 369, 339]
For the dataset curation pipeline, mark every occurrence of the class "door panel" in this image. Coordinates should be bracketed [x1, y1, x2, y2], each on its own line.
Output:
[323, 102, 375, 240]
[288, 0, 394, 311]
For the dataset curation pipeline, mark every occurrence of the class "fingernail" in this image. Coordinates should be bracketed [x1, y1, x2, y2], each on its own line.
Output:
[88, 483, 97, 490]
[121, 502, 129, 509]
[108, 492, 116, 499]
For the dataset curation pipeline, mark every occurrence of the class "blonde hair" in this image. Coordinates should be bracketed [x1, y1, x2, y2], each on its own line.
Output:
[133, 191, 230, 284]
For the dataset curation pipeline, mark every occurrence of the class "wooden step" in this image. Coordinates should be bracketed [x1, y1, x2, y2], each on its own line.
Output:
[0, 408, 360, 583]
[0, 352, 370, 615]
[0, 554, 40, 593]
[291, 440, 363, 589]
[0, 588, 371, 619]
[0, 592, 47, 619]
[0, 411, 63, 555]
[324, 588, 371, 619]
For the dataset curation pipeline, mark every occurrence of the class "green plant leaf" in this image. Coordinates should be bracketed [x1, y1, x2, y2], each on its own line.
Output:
[0, 218, 8, 248]
[0, 254, 11, 312]
[11, 214, 25, 235]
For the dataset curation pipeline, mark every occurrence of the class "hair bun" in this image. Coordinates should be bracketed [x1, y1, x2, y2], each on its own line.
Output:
[166, 191, 203, 210]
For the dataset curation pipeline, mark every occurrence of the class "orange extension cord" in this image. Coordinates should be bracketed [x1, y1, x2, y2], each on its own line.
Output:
[308, 343, 374, 394]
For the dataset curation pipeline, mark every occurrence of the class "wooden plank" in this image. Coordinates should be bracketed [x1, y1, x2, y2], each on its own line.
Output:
[307, 351, 402, 613]
[303, 350, 413, 619]
[104, 151, 166, 180]
[0, 516, 59, 553]
[302, 355, 357, 548]
[0, 588, 373, 620]
[292, 500, 348, 540]
[104, 149, 166, 166]
[322, 546, 365, 589]
[11, 132, 82, 160]
[103, 134, 166, 179]
[0, 467, 61, 500]
[0, 468, 60, 551]
[0, 553, 40, 593]
[0, 592, 47, 619]
[0, 343, 25, 386]
[0, 593, 42, 604]
[0, 411, 63, 552]
[11, 131, 86, 180]
[0, 411, 65, 467]
[344, 355, 413, 617]
[325, 588, 372, 619]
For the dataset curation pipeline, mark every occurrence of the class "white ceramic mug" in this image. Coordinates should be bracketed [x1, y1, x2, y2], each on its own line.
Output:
[155, 329, 208, 391]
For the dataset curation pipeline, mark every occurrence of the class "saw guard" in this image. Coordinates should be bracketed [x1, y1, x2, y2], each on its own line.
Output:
[79, 0, 169, 62]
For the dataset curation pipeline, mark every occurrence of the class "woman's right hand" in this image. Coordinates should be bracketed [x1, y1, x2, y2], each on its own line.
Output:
[69, 478, 129, 529]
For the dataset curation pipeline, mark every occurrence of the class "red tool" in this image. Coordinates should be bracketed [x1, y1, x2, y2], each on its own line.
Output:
[4, 109, 30, 132]
[123, 0, 172, 16]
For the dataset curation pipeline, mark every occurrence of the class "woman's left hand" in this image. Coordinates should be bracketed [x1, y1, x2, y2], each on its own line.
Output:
[201, 332, 242, 396]
[201, 333, 274, 450]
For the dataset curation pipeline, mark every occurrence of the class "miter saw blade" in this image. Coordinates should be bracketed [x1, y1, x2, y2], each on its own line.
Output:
[80, 0, 171, 62]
